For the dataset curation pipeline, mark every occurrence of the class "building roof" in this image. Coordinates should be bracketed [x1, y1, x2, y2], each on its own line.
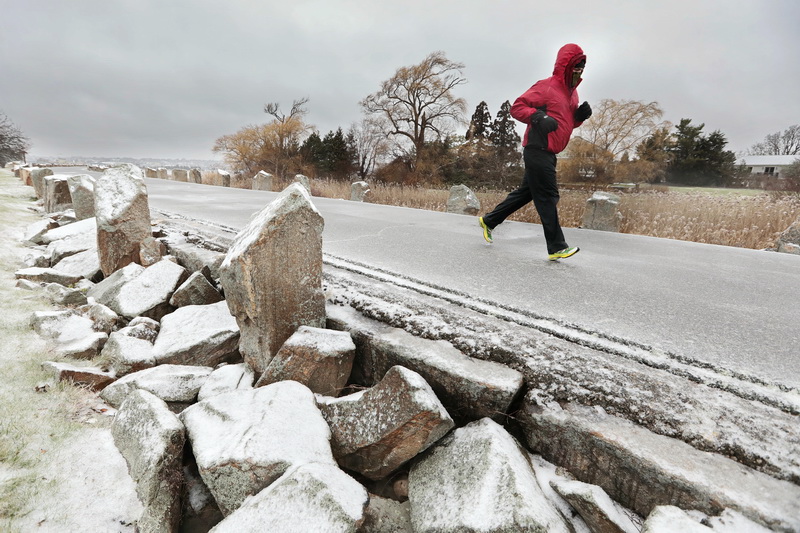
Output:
[737, 155, 799, 166]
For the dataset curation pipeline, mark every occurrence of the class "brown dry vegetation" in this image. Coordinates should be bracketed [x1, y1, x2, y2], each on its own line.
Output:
[292, 177, 800, 250]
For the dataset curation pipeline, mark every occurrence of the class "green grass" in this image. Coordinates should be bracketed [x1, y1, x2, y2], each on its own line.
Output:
[0, 170, 95, 524]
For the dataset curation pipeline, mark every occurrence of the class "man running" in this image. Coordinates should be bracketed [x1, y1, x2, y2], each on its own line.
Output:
[479, 43, 592, 261]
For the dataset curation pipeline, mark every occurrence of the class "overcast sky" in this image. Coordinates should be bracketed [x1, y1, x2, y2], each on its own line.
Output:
[1, 0, 798, 162]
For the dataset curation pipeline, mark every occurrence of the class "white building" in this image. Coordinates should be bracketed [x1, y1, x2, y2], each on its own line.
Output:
[737, 155, 797, 177]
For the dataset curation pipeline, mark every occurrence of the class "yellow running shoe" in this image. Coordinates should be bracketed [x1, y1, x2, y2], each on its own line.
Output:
[548, 246, 579, 261]
[478, 217, 493, 243]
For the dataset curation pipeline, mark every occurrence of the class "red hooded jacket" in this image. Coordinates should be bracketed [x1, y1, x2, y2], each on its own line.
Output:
[511, 43, 586, 154]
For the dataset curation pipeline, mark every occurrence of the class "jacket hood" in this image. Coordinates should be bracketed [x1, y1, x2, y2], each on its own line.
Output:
[553, 43, 586, 88]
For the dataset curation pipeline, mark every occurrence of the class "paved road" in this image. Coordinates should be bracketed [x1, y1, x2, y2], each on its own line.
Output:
[63, 170, 800, 389]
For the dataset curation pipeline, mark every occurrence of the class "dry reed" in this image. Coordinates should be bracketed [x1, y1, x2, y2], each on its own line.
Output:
[286, 177, 800, 250]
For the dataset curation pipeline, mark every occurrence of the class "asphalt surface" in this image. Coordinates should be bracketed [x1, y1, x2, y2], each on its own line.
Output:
[58, 169, 800, 389]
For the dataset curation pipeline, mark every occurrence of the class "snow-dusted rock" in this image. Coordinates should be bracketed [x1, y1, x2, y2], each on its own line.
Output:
[706, 509, 773, 532]
[57, 331, 108, 360]
[86, 262, 145, 308]
[777, 216, 800, 255]
[16, 278, 40, 290]
[100, 364, 213, 409]
[29, 167, 53, 197]
[46, 230, 97, 265]
[102, 258, 188, 320]
[172, 169, 189, 182]
[293, 174, 311, 192]
[583, 191, 622, 232]
[351, 181, 371, 202]
[197, 364, 254, 401]
[43, 282, 87, 306]
[38, 216, 96, 245]
[446, 184, 480, 216]
[209, 462, 367, 532]
[15, 266, 82, 286]
[519, 399, 800, 532]
[641, 506, 712, 532]
[94, 164, 151, 276]
[66, 174, 96, 220]
[112, 389, 185, 533]
[255, 326, 355, 396]
[139, 236, 165, 266]
[320, 365, 454, 480]
[409, 418, 569, 533]
[169, 271, 223, 308]
[41, 361, 115, 391]
[180, 381, 336, 516]
[43, 174, 73, 213]
[189, 168, 202, 183]
[152, 301, 240, 367]
[50, 248, 102, 282]
[24, 218, 58, 244]
[86, 300, 121, 334]
[219, 183, 325, 375]
[551, 478, 640, 533]
[101, 332, 156, 377]
[251, 170, 273, 191]
[361, 495, 412, 533]
[328, 304, 524, 421]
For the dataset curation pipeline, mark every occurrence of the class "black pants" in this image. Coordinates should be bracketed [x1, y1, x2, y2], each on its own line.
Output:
[482, 146, 568, 254]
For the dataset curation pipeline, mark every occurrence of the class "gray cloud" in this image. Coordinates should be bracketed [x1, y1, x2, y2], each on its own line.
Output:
[2, 0, 798, 160]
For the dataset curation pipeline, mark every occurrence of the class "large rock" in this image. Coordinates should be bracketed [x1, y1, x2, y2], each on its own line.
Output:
[102, 259, 188, 320]
[361, 495, 412, 533]
[255, 326, 355, 396]
[66, 174, 96, 220]
[327, 304, 523, 421]
[351, 181, 372, 202]
[152, 301, 241, 367]
[46, 230, 97, 265]
[641, 506, 712, 532]
[101, 331, 156, 377]
[94, 164, 152, 276]
[15, 266, 82, 286]
[209, 463, 368, 532]
[518, 399, 800, 532]
[189, 168, 202, 184]
[38, 216, 96, 245]
[319, 365, 454, 480]
[43, 282, 88, 306]
[582, 191, 622, 232]
[219, 183, 325, 375]
[169, 271, 223, 308]
[43, 174, 73, 213]
[50, 248, 102, 282]
[172, 169, 189, 182]
[41, 361, 115, 391]
[112, 389, 185, 533]
[409, 418, 569, 532]
[101, 364, 213, 409]
[251, 170, 273, 191]
[446, 184, 480, 215]
[179, 381, 336, 516]
[197, 363, 254, 401]
[29, 167, 54, 198]
[776, 216, 800, 255]
[87, 262, 145, 309]
[550, 478, 640, 533]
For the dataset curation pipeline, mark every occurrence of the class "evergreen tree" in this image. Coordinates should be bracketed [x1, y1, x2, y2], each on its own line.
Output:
[668, 119, 736, 186]
[489, 101, 521, 151]
[300, 131, 325, 172]
[466, 101, 492, 140]
[321, 128, 352, 179]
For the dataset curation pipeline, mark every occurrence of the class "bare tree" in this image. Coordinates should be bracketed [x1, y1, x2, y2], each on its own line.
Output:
[0, 112, 30, 166]
[578, 99, 666, 159]
[348, 117, 390, 180]
[360, 51, 467, 169]
[747, 124, 800, 155]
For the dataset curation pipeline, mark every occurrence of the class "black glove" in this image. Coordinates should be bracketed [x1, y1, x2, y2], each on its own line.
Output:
[530, 107, 558, 133]
[575, 101, 592, 122]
